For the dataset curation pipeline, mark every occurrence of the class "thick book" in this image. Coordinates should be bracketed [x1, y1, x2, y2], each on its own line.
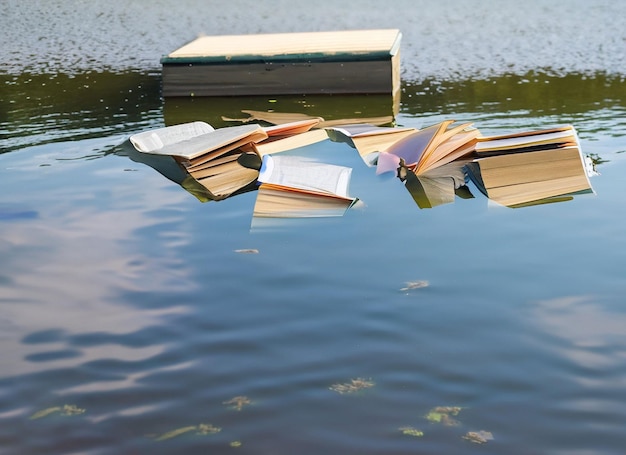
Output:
[465, 144, 593, 207]
[130, 122, 267, 200]
[161, 29, 402, 97]
[375, 120, 480, 175]
[253, 155, 358, 217]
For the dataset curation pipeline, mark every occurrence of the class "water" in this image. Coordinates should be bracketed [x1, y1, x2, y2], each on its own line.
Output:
[2, 1, 626, 454]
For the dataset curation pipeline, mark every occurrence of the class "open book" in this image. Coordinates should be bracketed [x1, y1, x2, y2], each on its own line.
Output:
[399, 160, 473, 209]
[465, 126, 594, 207]
[375, 120, 480, 175]
[241, 118, 328, 156]
[326, 123, 417, 166]
[253, 155, 358, 217]
[130, 122, 268, 199]
[474, 124, 579, 156]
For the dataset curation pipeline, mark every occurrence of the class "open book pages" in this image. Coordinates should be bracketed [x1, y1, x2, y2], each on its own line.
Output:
[131, 123, 267, 161]
[258, 155, 353, 198]
[245, 129, 329, 156]
[253, 184, 358, 218]
[400, 159, 471, 209]
[130, 121, 215, 153]
[375, 121, 478, 175]
[325, 124, 417, 166]
[475, 125, 578, 155]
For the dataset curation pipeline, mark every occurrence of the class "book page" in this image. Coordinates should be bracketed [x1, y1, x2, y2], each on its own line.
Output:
[475, 127, 576, 153]
[258, 155, 353, 197]
[156, 124, 266, 160]
[130, 121, 214, 153]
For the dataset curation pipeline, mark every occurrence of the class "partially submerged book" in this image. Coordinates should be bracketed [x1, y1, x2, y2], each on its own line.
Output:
[326, 123, 417, 166]
[474, 124, 579, 156]
[241, 118, 328, 156]
[253, 154, 358, 217]
[375, 120, 480, 175]
[130, 122, 268, 199]
[399, 160, 473, 209]
[465, 126, 594, 207]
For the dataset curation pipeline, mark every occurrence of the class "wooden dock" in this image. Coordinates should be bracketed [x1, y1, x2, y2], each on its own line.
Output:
[161, 29, 402, 97]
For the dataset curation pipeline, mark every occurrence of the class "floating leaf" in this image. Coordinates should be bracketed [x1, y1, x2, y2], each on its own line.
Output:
[154, 422, 221, 441]
[61, 404, 85, 416]
[230, 441, 242, 447]
[329, 377, 375, 394]
[400, 280, 429, 292]
[30, 407, 62, 420]
[425, 406, 462, 426]
[155, 426, 198, 441]
[196, 423, 221, 435]
[223, 396, 251, 411]
[463, 430, 494, 444]
[234, 249, 259, 254]
[399, 426, 424, 437]
[30, 404, 85, 420]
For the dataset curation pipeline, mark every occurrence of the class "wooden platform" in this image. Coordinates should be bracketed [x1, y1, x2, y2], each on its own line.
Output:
[161, 29, 402, 97]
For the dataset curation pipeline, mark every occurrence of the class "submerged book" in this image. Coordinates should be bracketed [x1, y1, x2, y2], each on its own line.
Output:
[253, 154, 358, 218]
[465, 126, 594, 207]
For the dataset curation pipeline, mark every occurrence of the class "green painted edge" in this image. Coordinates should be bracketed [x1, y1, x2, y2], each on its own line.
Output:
[160, 51, 393, 65]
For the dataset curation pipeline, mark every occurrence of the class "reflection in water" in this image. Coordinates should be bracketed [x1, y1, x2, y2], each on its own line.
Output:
[0, 142, 196, 377]
[2, 70, 625, 159]
[532, 295, 626, 369]
[0, 71, 162, 154]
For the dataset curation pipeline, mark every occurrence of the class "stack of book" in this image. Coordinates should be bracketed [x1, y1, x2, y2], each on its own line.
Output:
[129, 114, 595, 217]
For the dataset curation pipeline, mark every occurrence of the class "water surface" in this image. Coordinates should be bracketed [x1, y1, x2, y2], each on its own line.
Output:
[1, 1, 626, 454]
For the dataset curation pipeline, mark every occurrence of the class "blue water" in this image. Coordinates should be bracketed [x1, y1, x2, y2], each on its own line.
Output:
[2, 1, 626, 454]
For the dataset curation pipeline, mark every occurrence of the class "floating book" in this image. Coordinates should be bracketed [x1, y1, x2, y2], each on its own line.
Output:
[253, 155, 358, 218]
[326, 123, 417, 166]
[400, 160, 473, 209]
[241, 118, 328, 156]
[375, 120, 480, 175]
[161, 29, 402, 97]
[474, 125, 579, 156]
[465, 126, 593, 207]
[130, 122, 267, 200]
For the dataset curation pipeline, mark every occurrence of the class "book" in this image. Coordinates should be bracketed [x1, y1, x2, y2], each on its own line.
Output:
[241, 118, 328, 156]
[161, 29, 402, 97]
[130, 122, 268, 200]
[399, 160, 473, 209]
[375, 120, 480, 175]
[465, 144, 593, 207]
[129, 121, 216, 153]
[253, 155, 358, 217]
[474, 124, 578, 156]
[325, 123, 417, 166]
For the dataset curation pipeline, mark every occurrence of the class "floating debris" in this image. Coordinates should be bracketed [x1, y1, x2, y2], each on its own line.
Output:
[30, 404, 85, 420]
[234, 249, 259, 254]
[425, 406, 462, 426]
[230, 441, 243, 447]
[329, 377, 375, 394]
[463, 430, 494, 444]
[155, 423, 221, 441]
[399, 426, 424, 437]
[196, 423, 222, 435]
[223, 396, 251, 411]
[400, 280, 429, 292]
[155, 426, 197, 441]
